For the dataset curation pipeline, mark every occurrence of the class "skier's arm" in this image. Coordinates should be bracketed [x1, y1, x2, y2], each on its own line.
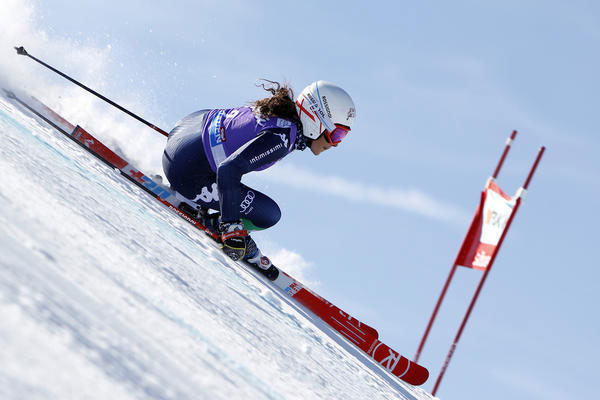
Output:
[217, 129, 292, 222]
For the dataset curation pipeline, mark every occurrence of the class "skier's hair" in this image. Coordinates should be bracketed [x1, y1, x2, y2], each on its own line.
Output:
[252, 79, 298, 121]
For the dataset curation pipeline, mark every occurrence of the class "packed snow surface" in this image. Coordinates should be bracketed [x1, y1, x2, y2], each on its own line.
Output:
[0, 92, 433, 399]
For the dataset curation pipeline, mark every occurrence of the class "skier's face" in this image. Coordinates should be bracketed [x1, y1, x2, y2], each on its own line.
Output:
[309, 134, 334, 155]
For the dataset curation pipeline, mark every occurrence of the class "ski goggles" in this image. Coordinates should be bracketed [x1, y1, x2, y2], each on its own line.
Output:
[323, 124, 351, 146]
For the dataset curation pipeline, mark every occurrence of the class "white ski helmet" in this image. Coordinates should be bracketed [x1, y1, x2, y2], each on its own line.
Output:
[295, 81, 356, 140]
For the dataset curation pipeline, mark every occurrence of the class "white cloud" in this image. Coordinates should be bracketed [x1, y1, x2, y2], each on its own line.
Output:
[259, 241, 319, 288]
[261, 163, 470, 225]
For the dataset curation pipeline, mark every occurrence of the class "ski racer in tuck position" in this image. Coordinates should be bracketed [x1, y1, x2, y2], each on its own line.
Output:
[162, 80, 356, 280]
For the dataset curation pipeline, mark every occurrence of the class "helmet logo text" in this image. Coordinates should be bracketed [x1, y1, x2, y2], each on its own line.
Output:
[322, 96, 332, 118]
[347, 107, 355, 121]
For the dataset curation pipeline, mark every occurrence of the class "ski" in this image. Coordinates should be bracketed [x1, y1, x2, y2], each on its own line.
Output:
[5, 89, 429, 386]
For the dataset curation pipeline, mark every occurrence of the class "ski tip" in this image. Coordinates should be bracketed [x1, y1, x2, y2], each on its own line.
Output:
[14, 46, 28, 56]
[403, 363, 429, 386]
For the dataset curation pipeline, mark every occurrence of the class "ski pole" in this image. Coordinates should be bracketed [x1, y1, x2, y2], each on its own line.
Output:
[14, 46, 169, 137]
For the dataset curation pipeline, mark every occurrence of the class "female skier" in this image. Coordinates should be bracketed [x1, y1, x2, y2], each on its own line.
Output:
[162, 80, 355, 280]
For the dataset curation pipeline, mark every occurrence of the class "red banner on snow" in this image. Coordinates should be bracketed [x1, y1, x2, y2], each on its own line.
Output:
[454, 180, 515, 271]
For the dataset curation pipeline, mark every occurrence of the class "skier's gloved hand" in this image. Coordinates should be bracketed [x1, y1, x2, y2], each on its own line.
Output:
[219, 220, 248, 261]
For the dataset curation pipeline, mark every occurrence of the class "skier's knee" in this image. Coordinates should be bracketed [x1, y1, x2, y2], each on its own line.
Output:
[244, 202, 281, 231]
[265, 203, 282, 228]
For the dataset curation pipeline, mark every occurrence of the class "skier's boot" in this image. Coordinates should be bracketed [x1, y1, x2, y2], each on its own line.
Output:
[243, 236, 279, 281]
[197, 208, 221, 236]
[178, 203, 221, 238]
[219, 220, 248, 261]
[178, 202, 199, 219]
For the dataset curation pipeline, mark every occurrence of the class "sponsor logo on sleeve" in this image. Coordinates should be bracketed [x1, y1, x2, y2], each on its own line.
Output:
[209, 110, 226, 147]
[276, 118, 292, 128]
[274, 132, 289, 149]
[249, 143, 284, 164]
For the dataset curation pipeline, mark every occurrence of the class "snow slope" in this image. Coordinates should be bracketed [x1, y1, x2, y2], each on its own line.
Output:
[0, 92, 434, 399]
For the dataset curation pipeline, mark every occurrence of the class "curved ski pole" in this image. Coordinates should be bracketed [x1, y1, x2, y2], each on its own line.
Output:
[14, 46, 169, 137]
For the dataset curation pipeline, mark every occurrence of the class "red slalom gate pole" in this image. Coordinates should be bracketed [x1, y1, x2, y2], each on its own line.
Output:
[432, 146, 545, 396]
[414, 264, 458, 363]
[493, 130, 518, 179]
[414, 131, 518, 363]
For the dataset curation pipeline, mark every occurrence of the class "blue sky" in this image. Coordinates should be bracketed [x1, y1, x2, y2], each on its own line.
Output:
[1, 0, 598, 398]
